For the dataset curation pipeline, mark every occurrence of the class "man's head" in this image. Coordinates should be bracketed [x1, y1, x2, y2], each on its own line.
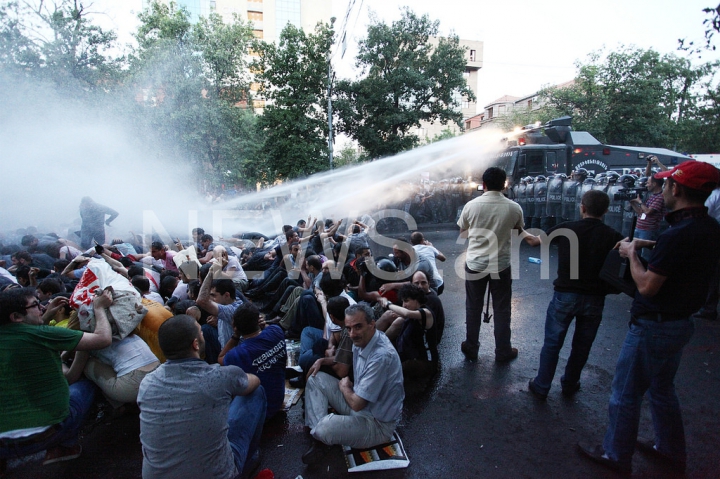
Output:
[192, 228, 205, 243]
[319, 271, 345, 297]
[357, 247, 372, 258]
[392, 244, 411, 265]
[210, 279, 236, 304]
[158, 314, 204, 360]
[306, 255, 322, 273]
[131, 275, 151, 295]
[0, 287, 43, 326]
[412, 270, 431, 293]
[21, 235, 38, 249]
[410, 231, 424, 246]
[580, 190, 610, 219]
[37, 278, 65, 302]
[482, 167, 507, 192]
[327, 296, 350, 325]
[232, 302, 261, 337]
[297, 219, 306, 228]
[150, 241, 165, 261]
[12, 251, 32, 267]
[345, 303, 376, 348]
[399, 283, 426, 310]
[655, 161, 720, 210]
[647, 175, 664, 193]
[200, 234, 213, 249]
[289, 242, 301, 258]
[285, 230, 299, 243]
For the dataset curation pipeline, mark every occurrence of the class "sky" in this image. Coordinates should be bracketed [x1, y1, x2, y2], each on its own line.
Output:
[88, 0, 720, 112]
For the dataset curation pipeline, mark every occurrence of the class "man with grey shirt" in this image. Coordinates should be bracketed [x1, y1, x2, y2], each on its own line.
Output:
[138, 315, 266, 479]
[302, 303, 404, 465]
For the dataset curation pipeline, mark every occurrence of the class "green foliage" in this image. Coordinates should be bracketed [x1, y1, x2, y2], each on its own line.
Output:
[335, 8, 475, 159]
[333, 143, 364, 167]
[0, 0, 123, 92]
[252, 22, 334, 183]
[538, 47, 719, 152]
[428, 127, 458, 143]
[129, 1, 258, 190]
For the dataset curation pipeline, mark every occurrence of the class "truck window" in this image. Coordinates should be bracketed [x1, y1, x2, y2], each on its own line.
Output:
[546, 151, 558, 172]
[527, 151, 544, 175]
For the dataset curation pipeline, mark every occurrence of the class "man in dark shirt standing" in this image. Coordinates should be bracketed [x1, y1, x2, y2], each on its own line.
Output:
[528, 190, 623, 400]
[79, 197, 118, 249]
[579, 161, 720, 474]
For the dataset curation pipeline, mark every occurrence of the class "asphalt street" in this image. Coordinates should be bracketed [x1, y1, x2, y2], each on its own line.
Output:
[5, 226, 720, 478]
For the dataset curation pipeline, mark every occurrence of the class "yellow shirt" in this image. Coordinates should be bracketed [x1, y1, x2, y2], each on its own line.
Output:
[457, 191, 524, 274]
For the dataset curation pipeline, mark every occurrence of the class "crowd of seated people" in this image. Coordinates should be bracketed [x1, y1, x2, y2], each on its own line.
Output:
[0, 216, 445, 475]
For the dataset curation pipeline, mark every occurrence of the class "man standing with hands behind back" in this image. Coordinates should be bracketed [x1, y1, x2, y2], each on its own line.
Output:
[457, 166, 540, 362]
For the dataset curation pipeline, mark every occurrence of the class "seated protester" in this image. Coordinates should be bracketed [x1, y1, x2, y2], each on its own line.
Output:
[410, 271, 445, 363]
[302, 303, 404, 465]
[241, 248, 275, 276]
[65, 334, 160, 410]
[343, 247, 372, 300]
[137, 241, 178, 273]
[296, 295, 353, 388]
[191, 227, 205, 253]
[410, 231, 446, 295]
[57, 242, 82, 261]
[128, 264, 160, 294]
[169, 261, 198, 303]
[137, 315, 265, 479]
[307, 219, 343, 257]
[197, 234, 216, 264]
[132, 275, 164, 304]
[37, 278, 65, 303]
[0, 288, 112, 465]
[196, 262, 244, 364]
[158, 274, 180, 305]
[13, 265, 33, 287]
[245, 241, 302, 300]
[263, 254, 322, 319]
[213, 245, 249, 292]
[378, 284, 437, 380]
[357, 256, 404, 305]
[219, 303, 286, 419]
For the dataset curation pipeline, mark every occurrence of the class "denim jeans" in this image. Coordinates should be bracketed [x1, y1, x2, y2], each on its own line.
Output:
[532, 291, 605, 395]
[602, 317, 694, 468]
[201, 323, 221, 364]
[228, 386, 266, 476]
[633, 228, 659, 262]
[299, 327, 326, 373]
[0, 379, 96, 460]
[464, 265, 513, 356]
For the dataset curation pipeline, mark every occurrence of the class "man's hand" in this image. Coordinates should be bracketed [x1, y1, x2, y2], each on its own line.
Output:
[45, 296, 68, 316]
[308, 358, 324, 377]
[206, 315, 218, 327]
[93, 289, 114, 309]
[618, 238, 655, 258]
[339, 376, 353, 391]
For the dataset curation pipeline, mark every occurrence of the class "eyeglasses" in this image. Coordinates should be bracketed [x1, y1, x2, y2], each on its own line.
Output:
[24, 300, 41, 311]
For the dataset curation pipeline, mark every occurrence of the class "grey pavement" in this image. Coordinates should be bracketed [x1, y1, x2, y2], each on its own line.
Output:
[5, 227, 720, 478]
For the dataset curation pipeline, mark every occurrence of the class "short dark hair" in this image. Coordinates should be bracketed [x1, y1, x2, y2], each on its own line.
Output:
[327, 296, 350, 321]
[158, 314, 200, 360]
[54, 259, 70, 273]
[211, 279, 236, 300]
[649, 176, 664, 188]
[399, 283, 426, 305]
[232, 302, 261, 336]
[345, 303, 374, 324]
[192, 227, 205, 236]
[410, 231, 424, 245]
[200, 234, 213, 243]
[21, 235, 36, 247]
[38, 278, 64, 295]
[15, 265, 31, 284]
[151, 241, 164, 251]
[668, 177, 712, 204]
[0, 287, 37, 325]
[13, 251, 32, 263]
[127, 265, 145, 279]
[131, 275, 151, 293]
[187, 280, 200, 299]
[482, 167, 507, 191]
[306, 255, 322, 271]
[320, 272, 344, 298]
[581, 190, 610, 218]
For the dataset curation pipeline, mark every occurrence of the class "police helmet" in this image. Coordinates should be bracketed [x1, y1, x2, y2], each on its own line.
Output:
[637, 177, 649, 188]
[618, 174, 636, 187]
[535, 175, 547, 182]
[376, 258, 397, 273]
[572, 168, 589, 180]
[583, 177, 596, 185]
[606, 171, 620, 183]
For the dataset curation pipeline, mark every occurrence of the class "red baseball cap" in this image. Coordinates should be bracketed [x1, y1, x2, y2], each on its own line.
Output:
[654, 160, 720, 192]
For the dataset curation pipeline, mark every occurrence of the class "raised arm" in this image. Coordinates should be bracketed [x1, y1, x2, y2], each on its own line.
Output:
[76, 290, 113, 351]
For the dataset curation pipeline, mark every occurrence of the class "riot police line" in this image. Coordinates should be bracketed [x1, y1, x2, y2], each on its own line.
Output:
[509, 169, 664, 237]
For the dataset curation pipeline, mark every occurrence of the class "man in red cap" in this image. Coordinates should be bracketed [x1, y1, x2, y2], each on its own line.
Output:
[579, 160, 720, 474]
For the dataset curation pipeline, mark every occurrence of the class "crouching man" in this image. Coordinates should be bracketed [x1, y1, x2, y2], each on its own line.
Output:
[302, 303, 404, 465]
[138, 314, 266, 479]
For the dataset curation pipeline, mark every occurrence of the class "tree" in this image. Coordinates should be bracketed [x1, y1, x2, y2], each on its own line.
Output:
[129, 1, 259, 190]
[252, 21, 334, 183]
[335, 8, 475, 159]
[0, 0, 123, 92]
[538, 47, 717, 150]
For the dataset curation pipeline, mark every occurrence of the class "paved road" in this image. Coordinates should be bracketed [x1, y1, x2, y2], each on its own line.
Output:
[6, 227, 720, 478]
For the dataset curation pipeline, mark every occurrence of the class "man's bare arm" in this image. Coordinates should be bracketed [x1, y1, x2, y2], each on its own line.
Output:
[76, 290, 113, 351]
[339, 377, 368, 412]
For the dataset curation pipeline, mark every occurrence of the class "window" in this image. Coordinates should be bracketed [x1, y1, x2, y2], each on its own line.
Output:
[248, 11, 263, 21]
[546, 151, 557, 172]
[276, 0, 301, 31]
[252, 30, 264, 38]
[498, 105, 505, 114]
[527, 99, 533, 110]
[469, 49, 476, 62]
[462, 101, 469, 109]
[526, 151, 544, 174]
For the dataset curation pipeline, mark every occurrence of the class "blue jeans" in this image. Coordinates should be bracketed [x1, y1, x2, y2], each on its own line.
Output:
[0, 379, 96, 460]
[228, 386, 266, 476]
[201, 323, 221, 364]
[633, 228, 658, 262]
[532, 292, 605, 395]
[299, 327, 326, 373]
[602, 317, 694, 468]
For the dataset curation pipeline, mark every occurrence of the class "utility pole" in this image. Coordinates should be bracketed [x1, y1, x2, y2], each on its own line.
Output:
[328, 17, 335, 168]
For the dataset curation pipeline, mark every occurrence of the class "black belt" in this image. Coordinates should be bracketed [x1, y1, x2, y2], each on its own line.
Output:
[0, 424, 61, 447]
[633, 313, 689, 323]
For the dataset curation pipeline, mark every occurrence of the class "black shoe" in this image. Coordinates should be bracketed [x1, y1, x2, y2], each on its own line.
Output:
[577, 442, 631, 474]
[461, 341, 478, 361]
[635, 437, 686, 473]
[528, 379, 547, 400]
[289, 376, 305, 388]
[561, 381, 581, 397]
[495, 347, 518, 363]
[285, 367, 302, 379]
[302, 440, 330, 465]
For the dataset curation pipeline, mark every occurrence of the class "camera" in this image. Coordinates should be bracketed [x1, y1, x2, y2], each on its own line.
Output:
[614, 187, 648, 202]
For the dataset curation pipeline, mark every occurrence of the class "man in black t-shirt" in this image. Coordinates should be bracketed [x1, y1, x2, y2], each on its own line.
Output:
[528, 190, 622, 400]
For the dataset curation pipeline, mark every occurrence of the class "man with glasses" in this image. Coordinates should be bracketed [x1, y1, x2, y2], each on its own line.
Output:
[0, 287, 113, 468]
